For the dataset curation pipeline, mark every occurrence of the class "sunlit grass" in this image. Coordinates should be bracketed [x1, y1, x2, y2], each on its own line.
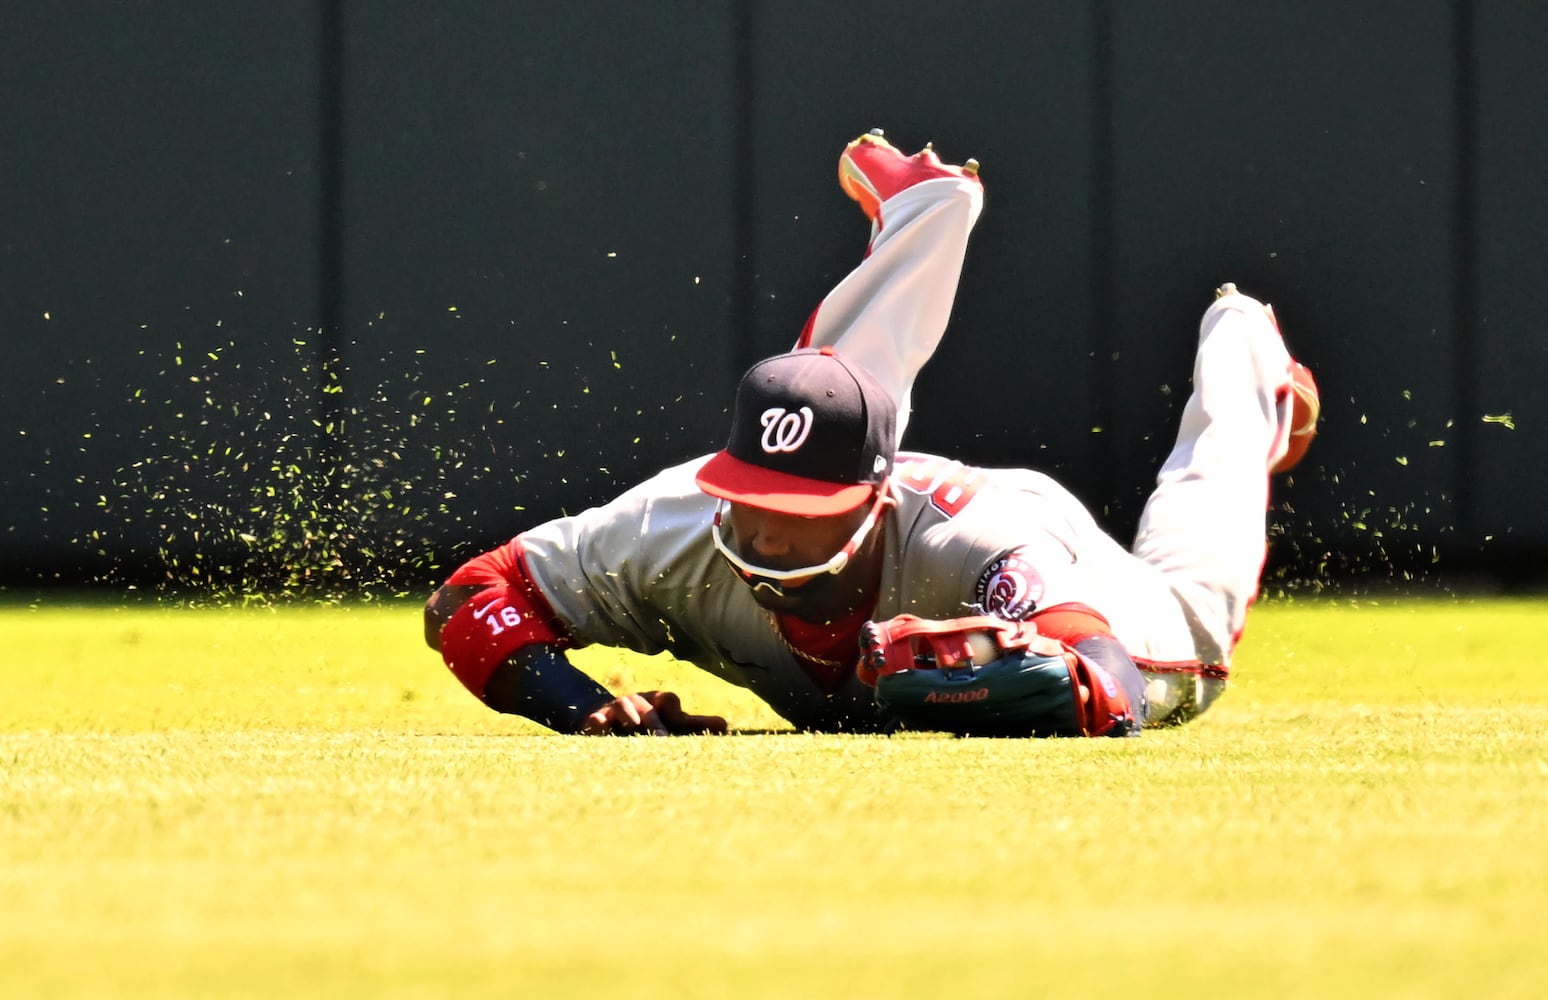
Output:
[3, 598, 1546, 998]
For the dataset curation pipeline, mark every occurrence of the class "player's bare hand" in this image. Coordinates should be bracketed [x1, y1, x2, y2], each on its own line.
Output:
[581, 691, 727, 736]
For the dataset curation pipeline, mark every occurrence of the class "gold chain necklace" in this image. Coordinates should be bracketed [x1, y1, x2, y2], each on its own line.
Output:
[765, 610, 851, 670]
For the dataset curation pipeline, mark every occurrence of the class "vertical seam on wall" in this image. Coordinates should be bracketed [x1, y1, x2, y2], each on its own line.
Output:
[1452, 0, 1476, 545]
[732, 0, 758, 379]
[318, 0, 345, 474]
[1090, 0, 1116, 516]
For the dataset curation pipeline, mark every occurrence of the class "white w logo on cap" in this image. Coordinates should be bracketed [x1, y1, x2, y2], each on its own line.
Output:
[760, 406, 814, 453]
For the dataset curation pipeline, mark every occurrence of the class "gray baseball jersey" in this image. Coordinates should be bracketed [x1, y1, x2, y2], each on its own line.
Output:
[502, 161, 1302, 732]
[518, 451, 1203, 732]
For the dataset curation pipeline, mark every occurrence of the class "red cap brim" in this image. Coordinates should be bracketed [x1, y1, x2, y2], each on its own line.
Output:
[695, 450, 875, 516]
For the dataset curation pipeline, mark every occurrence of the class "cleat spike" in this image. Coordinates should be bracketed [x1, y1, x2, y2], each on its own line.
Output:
[1216, 281, 1238, 299]
[962, 158, 980, 176]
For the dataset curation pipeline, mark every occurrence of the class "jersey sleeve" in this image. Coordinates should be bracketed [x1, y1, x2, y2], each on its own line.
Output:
[516, 458, 728, 656]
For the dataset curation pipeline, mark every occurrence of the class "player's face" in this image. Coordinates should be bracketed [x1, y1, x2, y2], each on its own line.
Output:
[724, 503, 870, 582]
[714, 495, 887, 617]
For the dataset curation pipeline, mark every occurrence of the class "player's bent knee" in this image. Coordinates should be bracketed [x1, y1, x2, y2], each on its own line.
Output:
[1138, 668, 1228, 726]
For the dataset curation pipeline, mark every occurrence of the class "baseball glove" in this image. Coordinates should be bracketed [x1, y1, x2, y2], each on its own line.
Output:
[858, 613, 1141, 738]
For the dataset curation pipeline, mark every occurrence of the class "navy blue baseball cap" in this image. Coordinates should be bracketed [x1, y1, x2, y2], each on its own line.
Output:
[696, 347, 897, 516]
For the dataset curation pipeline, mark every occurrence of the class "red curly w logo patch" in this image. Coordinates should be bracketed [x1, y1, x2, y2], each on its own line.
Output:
[975, 548, 1044, 621]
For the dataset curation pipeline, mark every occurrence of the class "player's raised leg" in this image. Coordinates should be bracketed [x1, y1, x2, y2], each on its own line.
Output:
[1130, 284, 1320, 666]
[797, 130, 984, 440]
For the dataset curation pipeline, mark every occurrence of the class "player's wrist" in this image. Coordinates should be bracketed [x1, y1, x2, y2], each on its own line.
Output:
[483, 646, 615, 733]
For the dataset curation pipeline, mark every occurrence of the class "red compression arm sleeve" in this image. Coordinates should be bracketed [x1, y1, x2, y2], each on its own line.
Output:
[440, 586, 564, 699]
[439, 538, 569, 700]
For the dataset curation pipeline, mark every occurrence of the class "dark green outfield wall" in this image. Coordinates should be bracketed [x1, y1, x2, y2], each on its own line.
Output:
[3, 2, 1544, 592]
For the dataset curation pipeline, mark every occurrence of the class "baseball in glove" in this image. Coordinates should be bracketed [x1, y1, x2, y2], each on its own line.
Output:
[858, 613, 1144, 738]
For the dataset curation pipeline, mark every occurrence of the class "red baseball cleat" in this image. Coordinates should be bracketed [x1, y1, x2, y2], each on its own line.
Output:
[837, 128, 981, 222]
[1273, 359, 1320, 474]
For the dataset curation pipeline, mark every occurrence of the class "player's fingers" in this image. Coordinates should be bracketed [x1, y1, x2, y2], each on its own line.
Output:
[581, 696, 657, 736]
[581, 704, 616, 735]
[614, 695, 646, 731]
[643, 690, 680, 716]
[645, 690, 689, 729]
[644, 691, 728, 735]
[616, 693, 667, 736]
[640, 708, 670, 736]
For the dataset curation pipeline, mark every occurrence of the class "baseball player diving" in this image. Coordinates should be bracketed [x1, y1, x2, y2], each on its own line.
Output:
[423, 129, 1321, 738]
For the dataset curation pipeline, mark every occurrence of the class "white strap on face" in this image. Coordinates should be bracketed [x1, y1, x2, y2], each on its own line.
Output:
[709, 486, 890, 596]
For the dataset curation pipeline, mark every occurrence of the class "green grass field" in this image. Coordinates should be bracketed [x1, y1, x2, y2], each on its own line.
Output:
[5, 597, 1547, 999]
